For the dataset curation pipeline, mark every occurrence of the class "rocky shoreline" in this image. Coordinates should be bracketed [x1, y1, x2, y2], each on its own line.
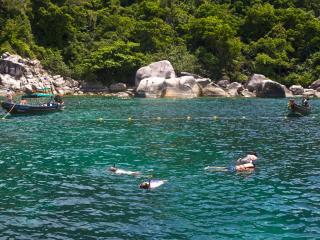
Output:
[1, 53, 320, 99]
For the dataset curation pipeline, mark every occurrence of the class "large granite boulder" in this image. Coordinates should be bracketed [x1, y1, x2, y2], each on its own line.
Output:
[202, 84, 229, 97]
[217, 79, 230, 89]
[0, 74, 21, 90]
[135, 60, 176, 86]
[227, 82, 243, 97]
[256, 80, 286, 98]
[195, 78, 212, 88]
[241, 89, 256, 98]
[283, 85, 293, 98]
[164, 76, 201, 98]
[303, 89, 316, 98]
[309, 79, 320, 90]
[136, 76, 201, 98]
[289, 85, 304, 95]
[246, 74, 269, 92]
[136, 77, 166, 98]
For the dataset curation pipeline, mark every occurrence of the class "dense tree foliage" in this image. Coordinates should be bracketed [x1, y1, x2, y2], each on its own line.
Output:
[1, 0, 320, 86]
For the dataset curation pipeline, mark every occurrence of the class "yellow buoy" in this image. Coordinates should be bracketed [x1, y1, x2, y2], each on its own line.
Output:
[128, 117, 132, 121]
[212, 116, 218, 120]
[97, 117, 104, 122]
[187, 116, 191, 120]
[157, 117, 161, 120]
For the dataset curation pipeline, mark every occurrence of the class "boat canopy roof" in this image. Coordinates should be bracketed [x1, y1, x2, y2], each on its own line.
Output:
[21, 93, 54, 99]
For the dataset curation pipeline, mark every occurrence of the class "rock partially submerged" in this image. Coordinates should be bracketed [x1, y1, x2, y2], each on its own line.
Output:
[2, 53, 318, 99]
[136, 76, 201, 98]
[135, 61, 293, 98]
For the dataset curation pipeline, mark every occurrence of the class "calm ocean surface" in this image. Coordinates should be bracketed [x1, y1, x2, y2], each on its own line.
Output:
[0, 96, 319, 239]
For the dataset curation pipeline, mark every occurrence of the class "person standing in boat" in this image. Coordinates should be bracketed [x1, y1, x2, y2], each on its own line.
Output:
[54, 94, 64, 104]
[288, 99, 295, 109]
[302, 97, 309, 107]
[6, 90, 13, 103]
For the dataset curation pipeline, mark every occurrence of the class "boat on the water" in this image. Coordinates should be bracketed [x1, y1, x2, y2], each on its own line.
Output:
[1, 92, 64, 115]
[287, 99, 311, 117]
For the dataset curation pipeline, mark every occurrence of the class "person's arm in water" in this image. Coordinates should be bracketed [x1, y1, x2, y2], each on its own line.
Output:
[237, 156, 251, 165]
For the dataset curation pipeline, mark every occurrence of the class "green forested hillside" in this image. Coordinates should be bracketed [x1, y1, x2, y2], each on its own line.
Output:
[1, 0, 320, 86]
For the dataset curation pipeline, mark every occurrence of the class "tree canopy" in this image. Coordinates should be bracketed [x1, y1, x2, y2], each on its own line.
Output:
[1, 0, 320, 86]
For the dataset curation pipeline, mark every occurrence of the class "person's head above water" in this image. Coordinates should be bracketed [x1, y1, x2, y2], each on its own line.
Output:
[139, 180, 151, 189]
[109, 164, 117, 172]
[250, 151, 258, 157]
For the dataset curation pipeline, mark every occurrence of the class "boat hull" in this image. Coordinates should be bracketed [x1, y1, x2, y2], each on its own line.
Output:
[287, 104, 311, 117]
[1, 101, 64, 115]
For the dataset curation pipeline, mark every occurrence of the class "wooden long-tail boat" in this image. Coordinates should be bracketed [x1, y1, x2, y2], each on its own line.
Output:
[287, 99, 311, 117]
[1, 93, 64, 115]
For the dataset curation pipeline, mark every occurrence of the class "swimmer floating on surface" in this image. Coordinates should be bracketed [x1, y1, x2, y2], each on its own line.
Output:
[109, 164, 141, 176]
[205, 152, 258, 172]
[139, 179, 167, 189]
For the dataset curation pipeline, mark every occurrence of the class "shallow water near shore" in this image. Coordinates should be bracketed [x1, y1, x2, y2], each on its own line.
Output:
[0, 96, 319, 239]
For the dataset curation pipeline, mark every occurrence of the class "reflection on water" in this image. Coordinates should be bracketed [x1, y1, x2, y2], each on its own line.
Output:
[0, 97, 319, 239]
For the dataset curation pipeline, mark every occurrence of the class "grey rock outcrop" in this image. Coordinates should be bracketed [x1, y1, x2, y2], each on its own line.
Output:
[283, 85, 293, 98]
[0, 74, 21, 90]
[303, 89, 316, 98]
[246, 74, 268, 92]
[135, 60, 176, 86]
[135, 61, 202, 98]
[256, 80, 286, 98]
[136, 76, 201, 98]
[195, 78, 212, 88]
[241, 89, 256, 98]
[109, 82, 127, 92]
[217, 79, 230, 89]
[289, 85, 304, 95]
[247, 74, 285, 98]
[165, 76, 201, 98]
[136, 77, 166, 98]
[202, 84, 229, 97]
[309, 79, 320, 90]
[227, 82, 243, 97]
[0, 52, 80, 95]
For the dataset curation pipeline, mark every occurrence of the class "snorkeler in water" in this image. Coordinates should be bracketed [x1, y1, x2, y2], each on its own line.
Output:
[109, 164, 141, 176]
[139, 179, 167, 189]
[204, 152, 258, 172]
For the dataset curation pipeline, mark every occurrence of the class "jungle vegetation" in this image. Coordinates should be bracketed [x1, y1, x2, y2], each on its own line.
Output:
[1, 0, 320, 86]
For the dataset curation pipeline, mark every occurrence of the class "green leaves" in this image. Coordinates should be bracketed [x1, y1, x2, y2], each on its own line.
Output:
[186, 16, 242, 79]
[1, 0, 320, 86]
[79, 40, 145, 83]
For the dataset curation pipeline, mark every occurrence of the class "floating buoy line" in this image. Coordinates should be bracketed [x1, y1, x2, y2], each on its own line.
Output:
[95, 115, 293, 122]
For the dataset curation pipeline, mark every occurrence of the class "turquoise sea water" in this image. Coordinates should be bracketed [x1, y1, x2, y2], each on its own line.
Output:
[0, 96, 319, 239]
